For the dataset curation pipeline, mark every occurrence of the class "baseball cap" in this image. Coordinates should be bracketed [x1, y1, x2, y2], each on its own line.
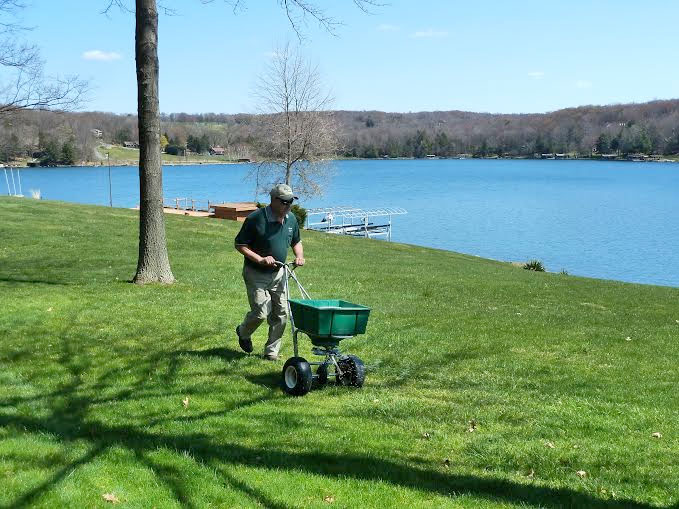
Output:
[269, 184, 298, 201]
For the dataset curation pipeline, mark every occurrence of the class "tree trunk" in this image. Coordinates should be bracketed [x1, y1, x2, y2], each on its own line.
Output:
[285, 163, 292, 185]
[132, 0, 174, 284]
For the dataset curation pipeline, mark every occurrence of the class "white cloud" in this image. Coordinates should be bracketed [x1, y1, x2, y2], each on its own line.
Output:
[411, 29, 448, 38]
[576, 80, 592, 89]
[377, 24, 400, 32]
[528, 71, 545, 79]
[82, 50, 122, 61]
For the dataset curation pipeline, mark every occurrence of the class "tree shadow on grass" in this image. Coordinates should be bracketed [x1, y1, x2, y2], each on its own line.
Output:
[0, 406, 665, 509]
[4, 444, 108, 509]
[173, 347, 246, 363]
[0, 276, 71, 286]
[1, 326, 671, 509]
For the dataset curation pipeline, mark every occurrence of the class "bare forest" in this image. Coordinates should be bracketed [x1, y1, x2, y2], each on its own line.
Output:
[2, 99, 679, 165]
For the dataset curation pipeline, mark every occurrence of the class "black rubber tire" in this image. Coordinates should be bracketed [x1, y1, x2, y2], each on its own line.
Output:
[315, 363, 329, 386]
[335, 355, 366, 388]
[282, 357, 313, 396]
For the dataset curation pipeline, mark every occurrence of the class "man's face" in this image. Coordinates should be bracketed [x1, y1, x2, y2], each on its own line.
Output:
[271, 196, 293, 216]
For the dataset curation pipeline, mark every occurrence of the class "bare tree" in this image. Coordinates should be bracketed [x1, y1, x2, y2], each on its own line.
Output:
[104, 0, 378, 284]
[0, 0, 87, 115]
[252, 43, 338, 198]
[227, 0, 383, 39]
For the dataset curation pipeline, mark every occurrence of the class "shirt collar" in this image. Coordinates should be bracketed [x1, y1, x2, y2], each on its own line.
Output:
[264, 205, 288, 223]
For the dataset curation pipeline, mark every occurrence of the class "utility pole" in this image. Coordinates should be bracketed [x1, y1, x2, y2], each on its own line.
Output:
[107, 152, 112, 207]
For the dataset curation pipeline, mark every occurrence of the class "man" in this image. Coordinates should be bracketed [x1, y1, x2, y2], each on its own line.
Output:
[234, 184, 305, 360]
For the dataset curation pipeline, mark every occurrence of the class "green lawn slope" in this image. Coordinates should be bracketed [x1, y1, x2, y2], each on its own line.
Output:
[1, 197, 677, 508]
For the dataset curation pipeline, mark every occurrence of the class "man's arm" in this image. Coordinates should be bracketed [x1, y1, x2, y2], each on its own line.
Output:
[292, 242, 305, 266]
[235, 244, 276, 268]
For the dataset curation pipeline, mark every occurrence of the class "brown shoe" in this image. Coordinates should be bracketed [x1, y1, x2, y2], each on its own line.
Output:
[236, 325, 253, 353]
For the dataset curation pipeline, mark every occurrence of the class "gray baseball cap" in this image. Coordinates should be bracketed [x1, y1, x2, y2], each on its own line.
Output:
[269, 184, 298, 201]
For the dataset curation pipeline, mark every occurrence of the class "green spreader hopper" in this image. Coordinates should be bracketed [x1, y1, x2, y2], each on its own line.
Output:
[289, 299, 371, 347]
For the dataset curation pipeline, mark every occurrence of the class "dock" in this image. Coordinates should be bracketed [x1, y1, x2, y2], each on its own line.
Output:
[141, 200, 406, 239]
[149, 198, 259, 221]
[305, 206, 407, 240]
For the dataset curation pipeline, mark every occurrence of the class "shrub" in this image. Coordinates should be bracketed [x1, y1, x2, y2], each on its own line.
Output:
[291, 204, 307, 227]
[523, 259, 545, 272]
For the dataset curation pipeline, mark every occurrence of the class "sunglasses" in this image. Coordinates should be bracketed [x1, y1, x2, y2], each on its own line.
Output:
[277, 197, 293, 205]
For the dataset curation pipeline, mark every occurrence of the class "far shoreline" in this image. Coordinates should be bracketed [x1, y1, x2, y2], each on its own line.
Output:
[5, 155, 679, 169]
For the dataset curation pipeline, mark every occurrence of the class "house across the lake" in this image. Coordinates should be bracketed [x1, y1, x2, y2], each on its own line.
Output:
[209, 146, 225, 156]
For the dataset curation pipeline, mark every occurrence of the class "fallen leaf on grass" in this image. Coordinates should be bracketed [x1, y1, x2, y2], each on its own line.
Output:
[182, 397, 189, 408]
[47, 307, 53, 312]
[323, 495, 335, 503]
[526, 468, 535, 479]
[102, 493, 120, 503]
[545, 441, 555, 449]
[576, 470, 587, 478]
[625, 336, 632, 341]
[652, 432, 662, 439]
[443, 458, 450, 468]
[422, 432, 431, 440]
[467, 420, 477, 433]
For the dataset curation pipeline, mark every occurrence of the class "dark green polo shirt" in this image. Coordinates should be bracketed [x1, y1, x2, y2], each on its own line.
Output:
[234, 206, 301, 271]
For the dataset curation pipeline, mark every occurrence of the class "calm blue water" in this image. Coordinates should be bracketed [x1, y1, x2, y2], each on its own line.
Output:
[10, 159, 679, 287]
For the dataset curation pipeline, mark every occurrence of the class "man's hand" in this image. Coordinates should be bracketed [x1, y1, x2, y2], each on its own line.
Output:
[294, 257, 305, 266]
[260, 255, 277, 267]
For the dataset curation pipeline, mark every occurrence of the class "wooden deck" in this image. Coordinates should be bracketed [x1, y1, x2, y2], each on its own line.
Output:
[210, 202, 258, 222]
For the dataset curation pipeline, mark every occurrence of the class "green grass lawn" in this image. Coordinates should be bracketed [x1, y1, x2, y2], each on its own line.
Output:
[1, 197, 677, 508]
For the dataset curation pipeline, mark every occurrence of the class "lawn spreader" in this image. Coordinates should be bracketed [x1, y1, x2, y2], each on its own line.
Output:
[276, 261, 371, 396]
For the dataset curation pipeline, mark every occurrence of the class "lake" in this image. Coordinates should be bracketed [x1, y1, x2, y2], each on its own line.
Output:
[8, 159, 679, 287]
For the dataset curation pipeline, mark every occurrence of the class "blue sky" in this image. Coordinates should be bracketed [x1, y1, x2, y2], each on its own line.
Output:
[15, 0, 679, 114]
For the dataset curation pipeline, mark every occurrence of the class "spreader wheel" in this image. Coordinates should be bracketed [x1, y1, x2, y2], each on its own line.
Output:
[336, 355, 366, 388]
[282, 357, 313, 396]
[315, 363, 329, 386]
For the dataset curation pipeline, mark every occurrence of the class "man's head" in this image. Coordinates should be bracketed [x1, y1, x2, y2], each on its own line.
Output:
[269, 184, 297, 214]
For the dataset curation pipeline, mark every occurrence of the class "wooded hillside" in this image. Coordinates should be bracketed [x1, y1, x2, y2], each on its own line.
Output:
[2, 99, 679, 164]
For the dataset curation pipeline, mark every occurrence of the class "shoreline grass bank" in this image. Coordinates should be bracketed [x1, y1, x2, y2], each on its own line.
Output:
[1, 197, 677, 508]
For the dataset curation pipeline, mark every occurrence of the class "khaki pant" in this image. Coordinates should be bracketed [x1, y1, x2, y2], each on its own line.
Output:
[238, 265, 288, 357]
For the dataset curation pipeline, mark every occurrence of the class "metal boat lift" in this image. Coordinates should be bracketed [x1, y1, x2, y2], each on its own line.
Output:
[305, 206, 407, 241]
[2, 165, 23, 197]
